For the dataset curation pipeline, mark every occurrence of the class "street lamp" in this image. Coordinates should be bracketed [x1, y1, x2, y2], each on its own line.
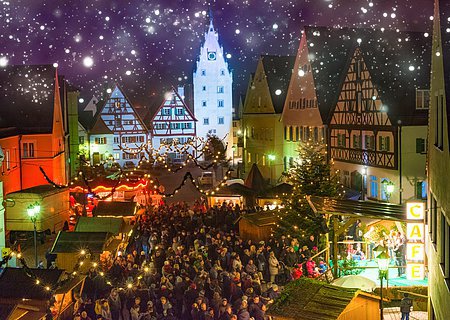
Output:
[27, 202, 41, 267]
[268, 154, 276, 184]
[361, 166, 368, 200]
[231, 145, 236, 167]
[377, 251, 390, 320]
[382, 180, 395, 202]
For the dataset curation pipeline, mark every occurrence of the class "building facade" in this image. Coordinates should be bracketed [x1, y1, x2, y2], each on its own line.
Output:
[328, 31, 430, 204]
[281, 27, 370, 172]
[89, 85, 149, 167]
[427, 1, 450, 319]
[193, 15, 233, 158]
[150, 86, 197, 161]
[242, 55, 294, 184]
[0, 65, 68, 195]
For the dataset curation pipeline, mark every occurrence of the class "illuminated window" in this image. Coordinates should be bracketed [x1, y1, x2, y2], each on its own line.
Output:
[416, 89, 430, 109]
[22, 142, 35, 158]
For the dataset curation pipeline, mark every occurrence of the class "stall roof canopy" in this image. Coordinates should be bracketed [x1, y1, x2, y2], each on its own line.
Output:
[268, 278, 380, 320]
[260, 183, 293, 198]
[75, 216, 124, 234]
[0, 268, 64, 300]
[51, 231, 110, 253]
[308, 196, 406, 221]
[211, 183, 255, 197]
[94, 201, 137, 217]
[244, 163, 266, 193]
[239, 210, 278, 227]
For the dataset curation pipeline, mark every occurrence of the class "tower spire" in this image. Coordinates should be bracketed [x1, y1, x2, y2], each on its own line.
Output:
[209, 8, 214, 30]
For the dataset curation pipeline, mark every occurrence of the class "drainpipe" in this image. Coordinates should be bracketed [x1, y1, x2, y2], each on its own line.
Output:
[398, 120, 403, 204]
[18, 135, 23, 190]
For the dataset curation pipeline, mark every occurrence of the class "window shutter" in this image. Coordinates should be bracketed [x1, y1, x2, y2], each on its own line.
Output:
[385, 137, 390, 151]
[416, 138, 425, 153]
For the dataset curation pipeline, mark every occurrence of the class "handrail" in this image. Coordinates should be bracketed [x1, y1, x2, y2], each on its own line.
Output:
[296, 246, 330, 267]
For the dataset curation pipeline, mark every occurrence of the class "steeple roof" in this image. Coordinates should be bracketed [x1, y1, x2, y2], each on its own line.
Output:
[0, 64, 60, 137]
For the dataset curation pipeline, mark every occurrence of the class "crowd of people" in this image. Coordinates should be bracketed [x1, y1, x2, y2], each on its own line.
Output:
[72, 201, 328, 320]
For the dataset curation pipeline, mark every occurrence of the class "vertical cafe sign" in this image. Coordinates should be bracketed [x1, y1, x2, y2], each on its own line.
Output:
[406, 202, 425, 280]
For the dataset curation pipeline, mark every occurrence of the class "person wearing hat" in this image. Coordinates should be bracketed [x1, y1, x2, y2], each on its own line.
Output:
[218, 298, 229, 317]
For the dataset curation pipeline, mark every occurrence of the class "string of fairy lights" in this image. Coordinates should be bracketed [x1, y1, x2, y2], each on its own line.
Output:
[0, 244, 154, 299]
[40, 136, 232, 199]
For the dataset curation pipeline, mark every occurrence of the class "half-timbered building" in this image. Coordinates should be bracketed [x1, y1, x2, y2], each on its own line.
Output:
[281, 27, 359, 171]
[90, 85, 149, 167]
[242, 55, 294, 184]
[329, 30, 431, 204]
[150, 86, 197, 161]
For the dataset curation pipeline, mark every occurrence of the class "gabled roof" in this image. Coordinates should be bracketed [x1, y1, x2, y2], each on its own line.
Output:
[303, 27, 357, 122]
[0, 268, 64, 300]
[78, 98, 104, 131]
[261, 55, 295, 114]
[358, 30, 430, 126]
[268, 278, 380, 320]
[0, 65, 58, 137]
[244, 163, 267, 193]
[94, 201, 137, 217]
[92, 84, 149, 133]
[75, 216, 124, 234]
[89, 115, 112, 134]
[151, 86, 198, 123]
[51, 231, 110, 253]
[304, 26, 431, 126]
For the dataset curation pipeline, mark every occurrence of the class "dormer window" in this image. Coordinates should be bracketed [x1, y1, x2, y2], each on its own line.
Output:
[416, 89, 430, 109]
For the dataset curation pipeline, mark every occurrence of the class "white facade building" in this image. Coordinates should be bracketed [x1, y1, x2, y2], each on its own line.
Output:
[193, 15, 233, 158]
[150, 86, 197, 161]
[89, 85, 149, 167]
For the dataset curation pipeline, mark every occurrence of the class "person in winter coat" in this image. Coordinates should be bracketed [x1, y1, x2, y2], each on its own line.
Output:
[236, 300, 250, 320]
[107, 289, 121, 320]
[305, 257, 318, 278]
[268, 252, 280, 284]
[244, 260, 257, 276]
[218, 305, 233, 320]
[291, 264, 303, 280]
[130, 304, 140, 320]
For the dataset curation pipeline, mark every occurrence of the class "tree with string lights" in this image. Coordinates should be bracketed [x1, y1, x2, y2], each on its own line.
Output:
[275, 140, 340, 245]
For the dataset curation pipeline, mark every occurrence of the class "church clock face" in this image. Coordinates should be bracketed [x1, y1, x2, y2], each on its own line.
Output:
[207, 51, 217, 61]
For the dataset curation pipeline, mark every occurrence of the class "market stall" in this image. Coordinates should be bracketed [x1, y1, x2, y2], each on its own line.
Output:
[50, 231, 111, 272]
[0, 268, 85, 320]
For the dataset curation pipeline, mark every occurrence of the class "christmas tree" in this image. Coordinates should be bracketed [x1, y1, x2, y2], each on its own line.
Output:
[274, 140, 340, 241]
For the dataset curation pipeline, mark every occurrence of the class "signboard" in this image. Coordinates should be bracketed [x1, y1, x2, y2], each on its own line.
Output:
[1, 247, 10, 259]
[406, 201, 425, 280]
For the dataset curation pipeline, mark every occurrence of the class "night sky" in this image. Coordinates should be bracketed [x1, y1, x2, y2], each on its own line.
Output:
[0, 0, 433, 106]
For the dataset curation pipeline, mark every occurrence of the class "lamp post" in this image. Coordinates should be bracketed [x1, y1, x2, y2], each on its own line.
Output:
[383, 180, 395, 202]
[231, 145, 236, 167]
[268, 154, 276, 185]
[27, 203, 41, 267]
[377, 251, 390, 320]
[361, 166, 368, 200]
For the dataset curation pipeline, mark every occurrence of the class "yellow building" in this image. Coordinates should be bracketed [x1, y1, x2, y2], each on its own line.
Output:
[427, 1, 450, 319]
[242, 55, 294, 184]
[281, 27, 357, 170]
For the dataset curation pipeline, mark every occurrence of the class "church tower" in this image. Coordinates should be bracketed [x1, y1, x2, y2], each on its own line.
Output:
[193, 13, 233, 156]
